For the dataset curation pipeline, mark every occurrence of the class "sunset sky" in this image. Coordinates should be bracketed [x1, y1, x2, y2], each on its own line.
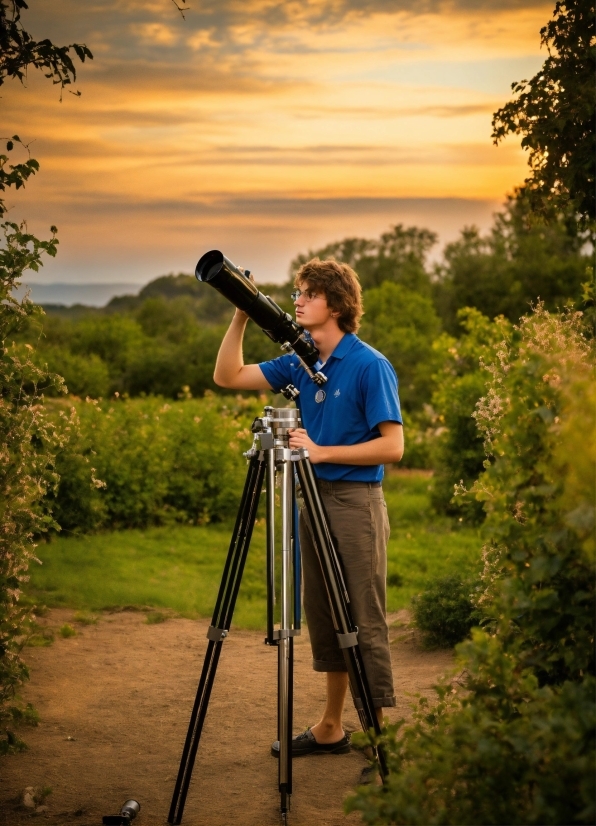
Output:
[4, 0, 552, 291]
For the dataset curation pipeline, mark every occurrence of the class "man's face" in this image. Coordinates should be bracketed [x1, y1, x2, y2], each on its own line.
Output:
[293, 281, 335, 330]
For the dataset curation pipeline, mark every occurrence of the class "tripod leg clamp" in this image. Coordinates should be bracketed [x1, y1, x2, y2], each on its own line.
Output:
[206, 626, 229, 642]
[336, 630, 358, 648]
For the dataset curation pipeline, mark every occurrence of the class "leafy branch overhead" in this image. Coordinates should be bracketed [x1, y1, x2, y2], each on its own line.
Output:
[0, 0, 93, 93]
[492, 0, 596, 229]
[0, 135, 39, 218]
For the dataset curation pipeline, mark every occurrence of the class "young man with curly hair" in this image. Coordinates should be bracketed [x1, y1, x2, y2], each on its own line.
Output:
[214, 257, 404, 755]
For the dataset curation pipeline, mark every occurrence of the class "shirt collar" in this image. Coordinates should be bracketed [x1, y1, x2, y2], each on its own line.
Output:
[328, 333, 358, 361]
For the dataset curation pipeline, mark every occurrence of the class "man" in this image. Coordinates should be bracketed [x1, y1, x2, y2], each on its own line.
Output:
[214, 257, 404, 755]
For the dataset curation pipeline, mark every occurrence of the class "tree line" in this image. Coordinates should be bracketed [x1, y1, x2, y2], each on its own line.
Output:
[20, 189, 589, 415]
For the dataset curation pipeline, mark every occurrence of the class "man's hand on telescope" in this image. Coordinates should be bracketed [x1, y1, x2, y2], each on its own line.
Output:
[233, 268, 255, 322]
[288, 428, 325, 463]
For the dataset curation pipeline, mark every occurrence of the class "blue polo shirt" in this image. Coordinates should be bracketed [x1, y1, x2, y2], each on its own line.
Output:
[259, 333, 402, 483]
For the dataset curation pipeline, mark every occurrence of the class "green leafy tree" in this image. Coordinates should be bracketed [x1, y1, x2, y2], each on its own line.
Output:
[31, 346, 110, 399]
[0, 222, 70, 752]
[359, 282, 441, 412]
[491, 0, 595, 230]
[347, 308, 595, 825]
[290, 224, 437, 295]
[66, 314, 148, 383]
[430, 308, 511, 523]
[0, 0, 91, 751]
[433, 192, 589, 332]
[0, 0, 92, 94]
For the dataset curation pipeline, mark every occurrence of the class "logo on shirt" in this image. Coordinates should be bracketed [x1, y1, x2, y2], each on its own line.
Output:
[334, 388, 341, 397]
[315, 389, 326, 403]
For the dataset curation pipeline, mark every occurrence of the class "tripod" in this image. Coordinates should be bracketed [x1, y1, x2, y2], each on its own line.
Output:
[168, 406, 387, 825]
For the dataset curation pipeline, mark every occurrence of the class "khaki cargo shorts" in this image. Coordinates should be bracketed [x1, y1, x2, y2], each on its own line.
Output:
[299, 479, 396, 708]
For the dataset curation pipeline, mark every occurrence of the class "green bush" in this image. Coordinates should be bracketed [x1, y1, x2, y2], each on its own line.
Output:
[430, 308, 511, 522]
[350, 671, 595, 826]
[46, 392, 268, 532]
[26, 291, 287, 401]
[412, 575, 477, 648]
[432, 193, 589, 334]
[32, 344, 110, 398]
[359, 282, 442, 412]
[347, 307, 595, 825]
[0, 221, 66, 753]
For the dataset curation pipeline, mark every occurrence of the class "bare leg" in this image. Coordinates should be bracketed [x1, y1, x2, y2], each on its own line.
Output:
[309, 672, 348, 743]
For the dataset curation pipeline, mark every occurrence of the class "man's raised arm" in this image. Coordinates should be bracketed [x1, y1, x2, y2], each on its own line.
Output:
[213, 309, 273, 391]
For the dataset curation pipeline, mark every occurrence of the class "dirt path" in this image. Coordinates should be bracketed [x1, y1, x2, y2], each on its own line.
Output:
[0, 609, 453, 826]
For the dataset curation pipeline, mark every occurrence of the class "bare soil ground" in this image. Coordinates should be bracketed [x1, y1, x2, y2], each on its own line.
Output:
[0, 609, 453, 826]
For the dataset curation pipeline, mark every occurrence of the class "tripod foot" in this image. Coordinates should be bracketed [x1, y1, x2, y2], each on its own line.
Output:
[280, 787, 291, 824]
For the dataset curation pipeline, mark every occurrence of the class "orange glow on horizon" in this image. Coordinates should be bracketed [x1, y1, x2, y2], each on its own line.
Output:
[4, 0, 552, 284]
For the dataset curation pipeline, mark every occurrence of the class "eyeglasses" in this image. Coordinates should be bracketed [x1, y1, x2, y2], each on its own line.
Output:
[291, 288, 319, 302]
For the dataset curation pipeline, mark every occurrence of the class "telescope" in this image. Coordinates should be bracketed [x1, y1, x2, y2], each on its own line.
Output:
[195, 250, 327, 391]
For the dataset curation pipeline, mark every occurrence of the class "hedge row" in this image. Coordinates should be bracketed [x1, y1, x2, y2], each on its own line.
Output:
[46, 393, 267, 533]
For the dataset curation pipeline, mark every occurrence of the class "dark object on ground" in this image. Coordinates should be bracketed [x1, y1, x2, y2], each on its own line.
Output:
[102, 799, 140, 825]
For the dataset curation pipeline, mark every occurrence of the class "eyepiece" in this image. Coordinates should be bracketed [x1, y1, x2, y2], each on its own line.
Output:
[102, 798, 140, 825]
[121, 801, 141, 820]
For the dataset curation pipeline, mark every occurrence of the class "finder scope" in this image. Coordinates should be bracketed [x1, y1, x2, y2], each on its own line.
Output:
[195, 250, 327, 387]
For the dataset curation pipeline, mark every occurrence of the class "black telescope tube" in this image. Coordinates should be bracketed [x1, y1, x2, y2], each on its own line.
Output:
[196, 250, 323, 372]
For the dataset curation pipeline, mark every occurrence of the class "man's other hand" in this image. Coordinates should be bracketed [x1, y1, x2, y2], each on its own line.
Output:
[288, 428, 325, 463]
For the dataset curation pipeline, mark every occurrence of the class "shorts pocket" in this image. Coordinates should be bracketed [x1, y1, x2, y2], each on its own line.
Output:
[329, 486, 371, 511]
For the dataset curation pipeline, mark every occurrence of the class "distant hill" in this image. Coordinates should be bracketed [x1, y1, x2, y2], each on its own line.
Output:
[15, 282, 140, 308]
[39, 273, 291, 319]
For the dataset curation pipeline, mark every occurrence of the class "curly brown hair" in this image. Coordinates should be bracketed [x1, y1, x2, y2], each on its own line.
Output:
[294, 257, 363, 333]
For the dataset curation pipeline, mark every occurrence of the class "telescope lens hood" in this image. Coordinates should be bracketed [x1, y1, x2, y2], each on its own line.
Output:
[195, 250, 224, 283]
[196, 249, 260, 312]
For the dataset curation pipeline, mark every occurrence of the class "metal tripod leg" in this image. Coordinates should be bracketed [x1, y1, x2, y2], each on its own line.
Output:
[168, 455, 266, 825]
[263, 441, 297, 821]
[295, 456, 389, 779]
[278, 450, 295, 820]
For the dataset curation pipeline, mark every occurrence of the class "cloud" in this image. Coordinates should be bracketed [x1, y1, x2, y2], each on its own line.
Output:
[15, 193, 503, 285]
[294, 103, 495, 119]
[10, 191, 504, 222]
[11, 0, 546, 285]
[132, 22, 180, 45]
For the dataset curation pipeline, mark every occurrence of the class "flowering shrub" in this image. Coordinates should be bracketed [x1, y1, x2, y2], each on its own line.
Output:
[0, 221, 67, 752]
[347, 307, 595, 825]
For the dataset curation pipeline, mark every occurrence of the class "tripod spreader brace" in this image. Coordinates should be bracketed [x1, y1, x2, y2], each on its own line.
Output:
[205, 627, 228, 642]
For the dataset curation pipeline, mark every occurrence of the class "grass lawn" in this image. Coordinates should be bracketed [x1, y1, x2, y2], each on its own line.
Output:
[27, 471, 482, 629]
